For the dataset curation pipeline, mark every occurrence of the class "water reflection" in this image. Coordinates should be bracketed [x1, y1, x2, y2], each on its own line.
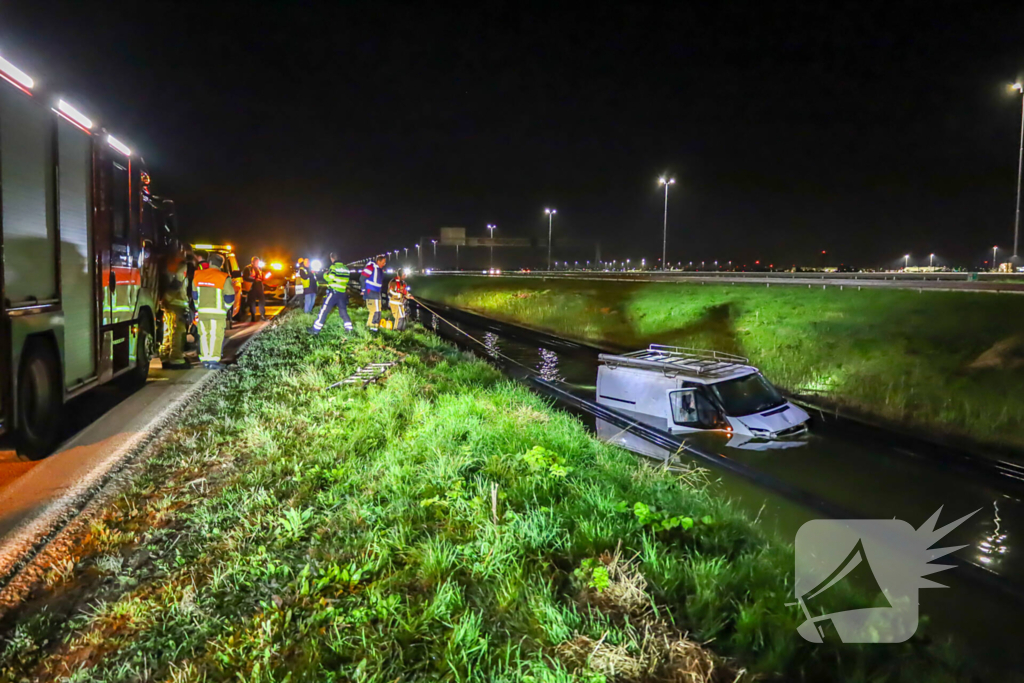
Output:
[483, 332, 500, 360]
[538, 347, 562, 382]
[978, 500, 1009, 569]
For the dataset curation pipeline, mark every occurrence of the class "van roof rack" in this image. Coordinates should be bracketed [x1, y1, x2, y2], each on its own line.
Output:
[598, 344, 753, 379]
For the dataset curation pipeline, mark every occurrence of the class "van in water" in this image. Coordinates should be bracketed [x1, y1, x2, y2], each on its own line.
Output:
[596, 345, 809, 440]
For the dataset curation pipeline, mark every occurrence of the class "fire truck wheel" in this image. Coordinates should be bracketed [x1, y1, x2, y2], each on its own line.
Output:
[122, 315, 155, 389]
[17, 345, 62, 459]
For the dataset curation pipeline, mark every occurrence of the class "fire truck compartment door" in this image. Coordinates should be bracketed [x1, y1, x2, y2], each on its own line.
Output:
[0, 86, 57, 307]
[58, 119, 96, 387]
[107, 160, 135, 324]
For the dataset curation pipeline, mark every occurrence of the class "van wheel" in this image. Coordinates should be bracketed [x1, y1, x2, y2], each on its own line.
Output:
[17, 345, 62, 459]
[121, 315, 154, 389]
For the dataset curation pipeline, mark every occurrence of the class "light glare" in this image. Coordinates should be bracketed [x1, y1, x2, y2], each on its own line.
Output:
[57, 100, 92, 129]
[0, 54, 34, 90]
[107, 135, 131, 156]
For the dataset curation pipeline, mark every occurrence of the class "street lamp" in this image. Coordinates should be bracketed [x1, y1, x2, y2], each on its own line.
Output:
[929, 253, 935, 267]
[658, 177, 675, 271]
[404, 247, 409, 259]
[1012, 83, 1024, 259]
[487, 224, 496, 267]
[431, 239, 438, 262]
[545, 209, 556, 270]
[993, 245, 999, 271]
[904, 254, 910, 270]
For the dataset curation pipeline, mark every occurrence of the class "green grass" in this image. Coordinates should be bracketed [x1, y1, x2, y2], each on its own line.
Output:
[412, 275, 1024, 451]
[0, 311, 973, 681]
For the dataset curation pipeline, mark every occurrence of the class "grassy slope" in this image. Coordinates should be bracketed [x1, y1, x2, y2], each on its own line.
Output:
[412, 276, 1024, 450]
[0, 313, 968, 682]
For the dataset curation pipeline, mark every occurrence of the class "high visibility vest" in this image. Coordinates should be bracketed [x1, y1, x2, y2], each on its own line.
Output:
[193, 267, 236, 315]
[323, 263, 351, 292]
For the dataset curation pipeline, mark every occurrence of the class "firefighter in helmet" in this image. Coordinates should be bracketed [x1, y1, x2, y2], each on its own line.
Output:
[159, 253, 190, 369]
[192, 253, 236, 369]
[387, 270, 412, 330]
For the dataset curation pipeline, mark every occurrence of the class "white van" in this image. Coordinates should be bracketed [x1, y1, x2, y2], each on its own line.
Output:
[596, 345, 809, 440]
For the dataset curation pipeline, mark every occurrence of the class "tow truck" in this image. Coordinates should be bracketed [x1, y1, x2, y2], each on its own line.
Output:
[0, 53, 181, 455]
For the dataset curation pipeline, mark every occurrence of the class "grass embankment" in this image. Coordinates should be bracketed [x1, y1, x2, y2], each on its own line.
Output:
[0, 313, 969, 681]
[412, 276, 1024, 451]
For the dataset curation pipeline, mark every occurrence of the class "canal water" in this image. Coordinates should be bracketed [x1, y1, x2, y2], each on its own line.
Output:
[415, 299, 1023, 669]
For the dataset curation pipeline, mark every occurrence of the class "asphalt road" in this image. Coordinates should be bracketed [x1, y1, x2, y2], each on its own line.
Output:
[430, 270, 1024, 294]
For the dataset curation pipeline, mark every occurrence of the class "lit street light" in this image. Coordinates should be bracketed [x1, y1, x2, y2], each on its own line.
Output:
[1012, 83, 1024, 259]
[993, 245, 999, 271]
[658, 177, 675, 271]
[929, 253, 935, 267]
[904, 254, 910, 270]
[487, 224, 496, 267]
[545, 209, 557, 270]
[431, 239, 438, 262]
[404, 247, 408, 259]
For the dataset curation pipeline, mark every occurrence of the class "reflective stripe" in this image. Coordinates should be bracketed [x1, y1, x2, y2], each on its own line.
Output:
[198, 307, 228, 314]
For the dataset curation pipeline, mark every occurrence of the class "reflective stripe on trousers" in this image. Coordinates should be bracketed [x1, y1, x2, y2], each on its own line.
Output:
[313, 290, 352, 331]
[197, 315, 225, 362]
[366, 298, 381, 329]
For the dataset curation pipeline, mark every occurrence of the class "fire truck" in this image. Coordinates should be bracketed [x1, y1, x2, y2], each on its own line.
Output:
[0, 53, 180, 456]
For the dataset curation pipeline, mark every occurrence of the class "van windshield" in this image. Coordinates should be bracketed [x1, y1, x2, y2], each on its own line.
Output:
[709, 373, 785, 417]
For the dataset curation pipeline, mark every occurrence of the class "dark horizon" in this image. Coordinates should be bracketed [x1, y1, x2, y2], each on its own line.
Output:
[2, 1, 1023, 269]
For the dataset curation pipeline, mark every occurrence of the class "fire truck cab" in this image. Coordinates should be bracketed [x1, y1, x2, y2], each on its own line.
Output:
[0, 54, 179, 456]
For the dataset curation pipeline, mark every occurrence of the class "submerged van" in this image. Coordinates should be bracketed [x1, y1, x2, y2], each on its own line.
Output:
[596, 345, 809, 440]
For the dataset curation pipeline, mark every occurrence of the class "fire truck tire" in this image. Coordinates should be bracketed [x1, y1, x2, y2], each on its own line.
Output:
[122, 315, 155, 389]
[16, 344, 62, 459]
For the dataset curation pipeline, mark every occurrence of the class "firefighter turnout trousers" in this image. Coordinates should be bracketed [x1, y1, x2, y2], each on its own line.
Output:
[160, 306, 187, 363]
[389, 301, 407, 330]
[312, 290, 353, 333]
[366, 297, 382, 331]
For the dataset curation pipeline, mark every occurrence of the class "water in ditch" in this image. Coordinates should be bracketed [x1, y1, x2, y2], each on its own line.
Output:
[416, 301, 1022, 667]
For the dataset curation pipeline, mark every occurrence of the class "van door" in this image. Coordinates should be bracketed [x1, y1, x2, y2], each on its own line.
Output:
[667, 387, 726, 431]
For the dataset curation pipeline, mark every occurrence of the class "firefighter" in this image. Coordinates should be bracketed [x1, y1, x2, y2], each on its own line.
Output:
[360, 255, 386, 332]
[387, 270, 412, 331]
[159, 254, 190, 369]
[192, 253, 236, 369]
[242, 256, 267, 321]
[309, 253, 352, 335]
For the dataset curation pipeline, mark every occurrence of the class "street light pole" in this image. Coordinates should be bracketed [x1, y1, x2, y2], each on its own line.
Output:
[431, 239, 437, 264]
[545, 209, 557, 270]
[993, 245, 999, 271]
[487, 224, 496, 267]
[1013, 84, 1024, 259]
[658, 177, 675, 271]
[904, 254, 910, 270]
[929, 253, 935, 267]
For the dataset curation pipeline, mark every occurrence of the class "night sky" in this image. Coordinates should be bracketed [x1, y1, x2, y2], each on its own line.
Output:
[2, 1, 1023, 268]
